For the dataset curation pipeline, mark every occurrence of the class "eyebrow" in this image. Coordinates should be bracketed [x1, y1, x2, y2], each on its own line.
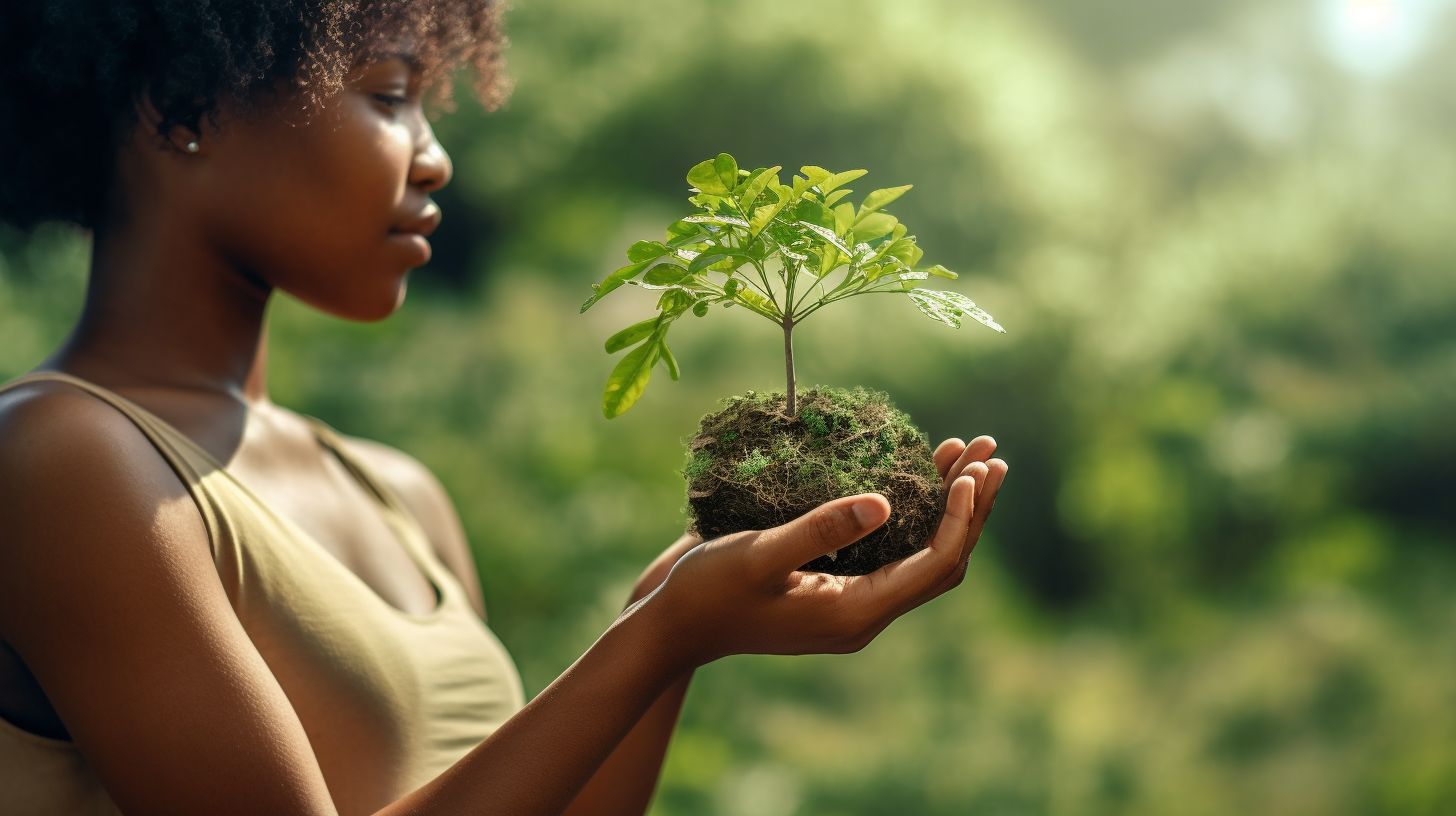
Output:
[380, 51, 421, 73]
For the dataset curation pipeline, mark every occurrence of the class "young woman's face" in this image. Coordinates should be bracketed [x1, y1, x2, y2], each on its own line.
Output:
[188, 49, 452, 321]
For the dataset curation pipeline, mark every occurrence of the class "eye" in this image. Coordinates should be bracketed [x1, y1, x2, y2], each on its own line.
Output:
[372, 93, 410, 110]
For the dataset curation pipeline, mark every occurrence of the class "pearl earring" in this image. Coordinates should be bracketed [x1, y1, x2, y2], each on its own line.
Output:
[185, 140, 200, 153]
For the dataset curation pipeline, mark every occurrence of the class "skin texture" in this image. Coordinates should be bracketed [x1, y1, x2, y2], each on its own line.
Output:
[0, 40, 1011, 816]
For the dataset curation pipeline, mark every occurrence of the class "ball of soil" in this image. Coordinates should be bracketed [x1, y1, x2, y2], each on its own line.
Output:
[681, 385, 945, 576]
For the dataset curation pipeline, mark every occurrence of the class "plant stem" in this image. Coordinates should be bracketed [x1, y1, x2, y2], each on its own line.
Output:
[783, 317, 797, 416]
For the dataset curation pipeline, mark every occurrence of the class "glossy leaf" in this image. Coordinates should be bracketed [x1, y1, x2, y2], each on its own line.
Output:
[627, 240, 670, 262]
[644, 262, 692, 286]
[737, 166, 780, 211]
[689, 251, 748, 274]
[859, 185, 913, 217]
[734, 287, 778, 318]
[603, 336, 661, 418]
[666, 219, 698, 244]
[907, 288, 1006, 333]
[797, 221, 852, 257]
[820, 169, 867, 194]
[659, 340, 681, 381]
[580, 260, 651, 313]
[713, 153, 739, 192]
[687, 156, 733, 196]
[852, 212, 898, 244]
[604, 317, 659, 353]
[683, 214, 750, 229]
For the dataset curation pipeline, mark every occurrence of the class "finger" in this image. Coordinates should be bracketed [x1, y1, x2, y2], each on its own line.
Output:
[965, 458, 1008, 548]
[933, 438, 966, 481]
[845, 475, 976, 615]
[943, 435, 997, 492]
[751, 493, 891, 582]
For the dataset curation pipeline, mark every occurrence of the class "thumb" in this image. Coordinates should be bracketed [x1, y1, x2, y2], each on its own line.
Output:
[752, 494, 891, 579]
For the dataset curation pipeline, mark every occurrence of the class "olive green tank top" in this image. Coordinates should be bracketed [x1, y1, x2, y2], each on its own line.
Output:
[0, 371, 527, 814]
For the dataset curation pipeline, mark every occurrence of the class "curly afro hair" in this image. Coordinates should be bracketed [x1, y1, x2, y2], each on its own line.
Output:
[0, 0, 509, 234]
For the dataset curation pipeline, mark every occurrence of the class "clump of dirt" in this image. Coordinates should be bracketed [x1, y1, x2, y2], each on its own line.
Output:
[681, 385, 944, 575]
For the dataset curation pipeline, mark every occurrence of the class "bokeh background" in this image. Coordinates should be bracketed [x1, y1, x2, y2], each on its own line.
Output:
[4, 0, 1455, 813]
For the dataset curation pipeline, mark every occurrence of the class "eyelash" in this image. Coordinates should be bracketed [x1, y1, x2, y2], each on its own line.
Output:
[373, 93, 410, 109]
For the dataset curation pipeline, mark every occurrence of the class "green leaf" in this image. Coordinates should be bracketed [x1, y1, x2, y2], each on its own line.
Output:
[627, 240, 670, 263]
[925, 263, 959, 280]
[666, 220, 704, 247]
[907, 288, 1006, 333]
[797, 221, 851, 257]
[658, 288, 696, 315]
[737, 166, 780, 211]
[603, 337, 661, 418]
[852, 212, 898, 244]
[714, 153, 739, 192]
[800, 166, 833, 188]
[688, 250, 748, 274]
[693, 300, 710, 317]
[734, 287, 777, 318]
[884, 237, 923, 267]
[687, 156, 733, 195]
[859, 185, 913, 217]
[820, 169, 867, 195]
[790, 198, 834, 229]
[580, 260, 650, 313]
[723, 279, 741, 296]
[824, 189, 853, 208]
[749, 199, 790, 238]
[682, 214, 750, 229]
[604, 317, 659, 353]
[659, 340, 681, 381]
[833, 203, 856, 236]
[644, 262, 693, 285]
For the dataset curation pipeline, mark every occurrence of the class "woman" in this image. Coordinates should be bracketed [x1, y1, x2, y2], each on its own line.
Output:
[0, 1, 1009, 814]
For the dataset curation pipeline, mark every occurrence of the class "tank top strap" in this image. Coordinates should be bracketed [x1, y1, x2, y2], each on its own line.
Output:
[296, 415, 438, 568]
[0, 370, 228, 561]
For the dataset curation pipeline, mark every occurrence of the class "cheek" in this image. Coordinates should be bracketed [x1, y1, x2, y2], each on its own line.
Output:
[208, 108, 416, 292]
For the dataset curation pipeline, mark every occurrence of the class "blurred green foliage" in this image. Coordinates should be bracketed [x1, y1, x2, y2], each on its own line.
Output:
[4, 0, 1456, 813]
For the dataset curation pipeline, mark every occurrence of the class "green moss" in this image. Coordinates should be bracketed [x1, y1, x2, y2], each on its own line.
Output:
[735, 447, 772, 479]
[684, 449, 714, 479]
[801, 408, 829, 436]
[771, 434, 797, 461]
[721, 430, 738, 442]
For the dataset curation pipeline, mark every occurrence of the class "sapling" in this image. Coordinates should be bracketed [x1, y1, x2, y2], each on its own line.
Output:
[581, 153, 1005, 575]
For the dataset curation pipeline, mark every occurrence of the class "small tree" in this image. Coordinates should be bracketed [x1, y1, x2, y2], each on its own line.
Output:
[582, 153, 1005, 419]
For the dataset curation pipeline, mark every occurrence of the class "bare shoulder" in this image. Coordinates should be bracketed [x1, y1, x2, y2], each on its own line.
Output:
[323, 428, 488, 620]
[0, 382, 337, 813]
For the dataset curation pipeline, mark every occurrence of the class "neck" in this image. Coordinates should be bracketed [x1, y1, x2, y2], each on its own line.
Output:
[44, 220, 276, 411]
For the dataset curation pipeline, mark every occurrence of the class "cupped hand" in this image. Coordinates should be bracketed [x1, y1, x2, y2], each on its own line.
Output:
[645, 435, 1007, 670]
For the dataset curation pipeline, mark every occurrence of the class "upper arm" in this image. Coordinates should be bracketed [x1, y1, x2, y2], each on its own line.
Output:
[0, 389, 339, 816]
[335, 435, 489, 621]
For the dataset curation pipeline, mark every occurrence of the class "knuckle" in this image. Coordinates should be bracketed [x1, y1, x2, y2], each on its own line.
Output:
[808, 510, 842, 548]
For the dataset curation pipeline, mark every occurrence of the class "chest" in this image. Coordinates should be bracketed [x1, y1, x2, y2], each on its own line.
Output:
[168, 399, 442, 618]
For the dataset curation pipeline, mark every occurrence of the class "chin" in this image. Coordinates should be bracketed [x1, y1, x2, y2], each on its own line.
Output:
[292, 277, 408, 323]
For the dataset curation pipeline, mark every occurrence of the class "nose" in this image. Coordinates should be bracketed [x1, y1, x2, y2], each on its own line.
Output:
[409, 123, 452, 194]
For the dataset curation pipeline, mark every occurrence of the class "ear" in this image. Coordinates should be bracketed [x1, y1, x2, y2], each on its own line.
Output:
[130, 85, 202, 155]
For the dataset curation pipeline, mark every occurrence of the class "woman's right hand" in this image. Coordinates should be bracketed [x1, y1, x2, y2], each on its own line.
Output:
[645, 436, 1007, 670]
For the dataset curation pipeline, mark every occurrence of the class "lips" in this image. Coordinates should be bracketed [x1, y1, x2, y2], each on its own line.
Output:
[391, 205, 442, 238]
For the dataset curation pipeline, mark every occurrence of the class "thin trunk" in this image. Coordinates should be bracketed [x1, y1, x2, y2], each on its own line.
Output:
[783, 319, 797, 416]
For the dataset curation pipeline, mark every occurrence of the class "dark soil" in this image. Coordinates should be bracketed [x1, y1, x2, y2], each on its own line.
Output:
[681, 385, 945, 575]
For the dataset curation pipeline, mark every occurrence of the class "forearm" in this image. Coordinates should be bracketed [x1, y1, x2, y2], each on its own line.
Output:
[375, 598, 689, 816]
[560, 668, 695, 816]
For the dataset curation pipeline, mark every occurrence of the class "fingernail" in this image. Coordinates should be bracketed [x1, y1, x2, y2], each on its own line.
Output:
[851, 498, 879, 527]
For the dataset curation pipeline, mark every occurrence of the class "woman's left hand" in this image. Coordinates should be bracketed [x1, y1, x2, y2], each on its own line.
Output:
[625, 530, 704, 609]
